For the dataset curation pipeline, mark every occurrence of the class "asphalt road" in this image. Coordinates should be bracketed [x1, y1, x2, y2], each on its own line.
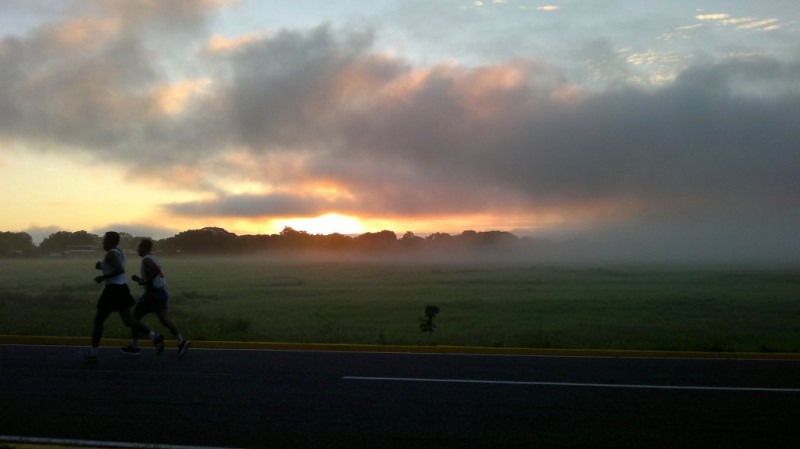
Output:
[2, 344, 800, 449]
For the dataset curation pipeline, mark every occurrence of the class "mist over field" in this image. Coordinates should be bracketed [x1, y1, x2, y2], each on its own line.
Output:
[6, 226, 797, 268]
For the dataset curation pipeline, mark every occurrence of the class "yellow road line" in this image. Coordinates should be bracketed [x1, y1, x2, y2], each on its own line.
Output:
[2, 334, 799, 360]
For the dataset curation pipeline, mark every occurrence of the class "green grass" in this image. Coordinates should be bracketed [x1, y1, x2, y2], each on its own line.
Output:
[1, 257, 799, 352]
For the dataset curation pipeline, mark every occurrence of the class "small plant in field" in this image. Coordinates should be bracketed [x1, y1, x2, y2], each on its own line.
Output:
[419, 304, 440, 333]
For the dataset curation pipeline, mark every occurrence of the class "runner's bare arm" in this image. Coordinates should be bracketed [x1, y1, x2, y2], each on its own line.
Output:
[132, 258, 160, 285]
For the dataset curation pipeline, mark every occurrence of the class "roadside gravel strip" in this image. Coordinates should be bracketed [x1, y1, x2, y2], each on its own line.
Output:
[3, 335, 800, 360]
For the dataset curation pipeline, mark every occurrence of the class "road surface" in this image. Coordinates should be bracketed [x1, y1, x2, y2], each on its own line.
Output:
[2, 344, 800, 448]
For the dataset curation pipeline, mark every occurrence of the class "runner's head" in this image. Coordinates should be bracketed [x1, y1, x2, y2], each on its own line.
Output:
[137, 238, 154, 257]
[102, 232, 120, 251]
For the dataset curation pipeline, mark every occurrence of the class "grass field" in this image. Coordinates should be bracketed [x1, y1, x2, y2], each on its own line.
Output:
[1, 256, 799, 353]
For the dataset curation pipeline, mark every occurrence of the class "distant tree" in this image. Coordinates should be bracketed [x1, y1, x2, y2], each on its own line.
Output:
[0, 231, 37, 256]
[117, 233, 141, 252]
[39, 231, 101, 254]
[354, 230, 397, 252]
[276, 227, 315, 251]
[236, 234, 277, 253]
[317, 232, 353, 251]
[425, 232, 453, 249]
[164, 227, 238, 254]
[75, 226, 527, 255]
[458, 230, 479, 245]
[399, 231, 424, 251]
[476, 230, 518, 247]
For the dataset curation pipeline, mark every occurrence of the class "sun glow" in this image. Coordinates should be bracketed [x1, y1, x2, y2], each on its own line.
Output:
[274, 213, 366, 235]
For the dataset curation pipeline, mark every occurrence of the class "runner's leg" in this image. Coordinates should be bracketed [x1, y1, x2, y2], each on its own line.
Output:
[119, 307, 152, 335]
[91, 308, 113, 348]
[156, 309, 181, 337]
[131, 302, 147, 347]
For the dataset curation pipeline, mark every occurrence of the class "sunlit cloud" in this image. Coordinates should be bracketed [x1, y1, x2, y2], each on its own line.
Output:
[695, 13, 782, 32]
[627, 50, 686, 66]
[696, 13, 730, 21]
[537, 6, 560, 12]
[153, 78, 213, 115]
[47, 17, 120, 47]
[206, 32, 266, 52]
[718, 17, 756, 26]
[736, 18, 780, 31]
[658, 24, 702, 41]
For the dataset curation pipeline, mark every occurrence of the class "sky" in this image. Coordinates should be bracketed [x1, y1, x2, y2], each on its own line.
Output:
[0, 0, 798, 262]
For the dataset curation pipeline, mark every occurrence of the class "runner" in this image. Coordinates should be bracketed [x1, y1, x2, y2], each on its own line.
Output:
[88, 232, 164, 361]
[124, 238, 190, 358]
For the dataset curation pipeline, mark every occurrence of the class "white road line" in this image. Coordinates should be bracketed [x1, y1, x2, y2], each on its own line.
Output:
[342, 376, 800, 393]
[0, 435, 244, 449]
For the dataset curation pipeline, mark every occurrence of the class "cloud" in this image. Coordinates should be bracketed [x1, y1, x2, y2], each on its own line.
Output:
[165, 192, 337, 218]
[167, 37, 800, 224]
[0, 0, 228, 164]
[24, 225, 65, 245]
[2, 2, 800, 259]
[696, 13, 731, 21]
[537, 6, 560, 12]
[695, 13, 782, 32]
[94, 223, 183, 241]
[736, 18, 780, 31]
[206, 31, 267, 53]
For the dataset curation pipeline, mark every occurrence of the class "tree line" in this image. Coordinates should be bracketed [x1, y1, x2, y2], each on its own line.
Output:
[0, 227, 533, 257]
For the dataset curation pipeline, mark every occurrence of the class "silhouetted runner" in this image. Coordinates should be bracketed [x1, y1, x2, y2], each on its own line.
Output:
[87, 232, 164, 361]
[123, 238, 190, 358]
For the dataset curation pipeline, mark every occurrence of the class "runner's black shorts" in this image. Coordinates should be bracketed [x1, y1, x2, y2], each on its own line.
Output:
[96, 284, 135, 312]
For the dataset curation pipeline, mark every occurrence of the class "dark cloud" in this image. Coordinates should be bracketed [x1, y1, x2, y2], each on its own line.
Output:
[24, 225, 66, 245]
[165, 192, 338, 218]
[224, 24, 390, 149]
[177, 29, 800, 226]
[93, 223, 179, 241]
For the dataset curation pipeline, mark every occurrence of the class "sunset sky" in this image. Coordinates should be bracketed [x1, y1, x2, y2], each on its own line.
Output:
[1, 1, 798, 261]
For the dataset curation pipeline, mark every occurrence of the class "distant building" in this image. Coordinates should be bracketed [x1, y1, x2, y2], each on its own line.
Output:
[62, 245, 101, 258]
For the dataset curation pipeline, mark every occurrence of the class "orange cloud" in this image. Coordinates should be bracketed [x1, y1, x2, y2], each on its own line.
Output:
[206, 32, 266, 52]
[379, 69, 431, 101]
[152, 78, 213, 115]
[47, 17, 119, 48]
[332, 54, 405, 103]
[455, 64, 529, 117]
[370, 62, 532, 120]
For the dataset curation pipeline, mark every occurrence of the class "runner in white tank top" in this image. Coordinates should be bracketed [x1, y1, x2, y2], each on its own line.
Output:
[100, 248, 127, 285]
[86, 232, 164, 361]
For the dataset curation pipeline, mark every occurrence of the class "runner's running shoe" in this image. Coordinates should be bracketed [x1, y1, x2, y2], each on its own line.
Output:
[120, 345, 141, 355]
[85, 349, 98, 362]
[154, 334, 165, 355]
[177, 340, 191, 358]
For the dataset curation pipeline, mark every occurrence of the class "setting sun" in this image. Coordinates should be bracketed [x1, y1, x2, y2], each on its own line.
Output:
[274, 213, 366, 235]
